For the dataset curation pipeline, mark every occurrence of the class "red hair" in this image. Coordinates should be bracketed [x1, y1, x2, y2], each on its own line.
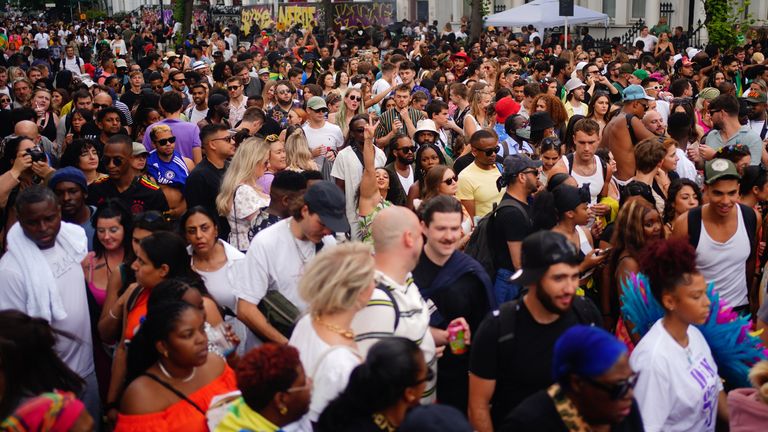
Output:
[639, 237, 698, 304]
[236, 343, 301, 411]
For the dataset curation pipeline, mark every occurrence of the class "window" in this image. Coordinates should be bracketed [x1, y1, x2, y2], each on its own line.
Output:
[602, 0, 616, 19]
[632, 0, 646, 18]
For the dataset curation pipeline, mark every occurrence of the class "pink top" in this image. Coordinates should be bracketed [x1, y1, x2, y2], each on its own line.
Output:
[87, 255, 107, 307]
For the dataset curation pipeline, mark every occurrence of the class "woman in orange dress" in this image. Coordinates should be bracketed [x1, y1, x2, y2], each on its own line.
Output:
[116, 300, 237, 432]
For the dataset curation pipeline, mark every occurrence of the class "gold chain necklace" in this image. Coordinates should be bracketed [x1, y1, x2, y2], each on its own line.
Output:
[314, 315, 355, 340]
[371, 413, 397, 432]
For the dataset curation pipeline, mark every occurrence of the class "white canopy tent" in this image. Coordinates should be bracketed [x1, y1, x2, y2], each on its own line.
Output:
[484, 0, 609, 49]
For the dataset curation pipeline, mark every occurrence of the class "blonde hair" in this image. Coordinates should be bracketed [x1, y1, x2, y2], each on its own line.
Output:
[335, 87, 365, 137]
[216, 137, 271, 216]
[299, 242, 375, 315]
[749, 360, 768, 404]
[284, 128, 316, 171]
[150, 124, 172, 141]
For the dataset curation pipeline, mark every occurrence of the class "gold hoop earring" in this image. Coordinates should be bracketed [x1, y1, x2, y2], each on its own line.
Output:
[279, 405, 288, 415]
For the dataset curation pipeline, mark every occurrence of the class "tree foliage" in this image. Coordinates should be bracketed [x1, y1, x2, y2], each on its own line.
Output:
[703, 0, 754, 50]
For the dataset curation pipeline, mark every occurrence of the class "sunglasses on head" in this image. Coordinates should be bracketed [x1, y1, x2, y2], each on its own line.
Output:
[583, 373, 639, 400]
[101, 155, 125, 167]
[475, 145, 500, 157]
[443, 175, 459, 185]
[156, 136, 176, 146]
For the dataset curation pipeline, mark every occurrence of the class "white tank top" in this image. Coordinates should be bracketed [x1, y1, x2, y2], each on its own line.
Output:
[696, 205, 750, 307]
[562, 154, 604, 204]
[576, 225, 593, 257]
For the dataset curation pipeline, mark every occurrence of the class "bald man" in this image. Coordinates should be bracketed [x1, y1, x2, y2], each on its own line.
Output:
[643, 110, 666, 136]
[15, 120, 56, 158]
[351, 205, 439, 404]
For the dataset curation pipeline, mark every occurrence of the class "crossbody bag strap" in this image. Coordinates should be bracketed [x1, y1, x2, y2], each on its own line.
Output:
[143, 372, 206, 415]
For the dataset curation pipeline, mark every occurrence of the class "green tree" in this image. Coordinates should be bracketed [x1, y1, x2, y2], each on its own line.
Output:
[704, 0, 754, 49]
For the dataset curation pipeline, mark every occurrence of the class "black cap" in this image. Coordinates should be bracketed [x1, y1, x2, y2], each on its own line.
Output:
[510, 231, 581, 285]
[529, 111, 555, 132]
[553, 184, 591, 213]
[304, 181, 349, 233]
[502, 154, 542, 176]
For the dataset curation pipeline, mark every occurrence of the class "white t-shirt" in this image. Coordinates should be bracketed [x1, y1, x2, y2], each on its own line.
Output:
[0, 241, 94, 378]
[396, 166, 415, 193]
[634, 34, 659, 52]
[239, 218, 336, 312]
[330, 145, 387, 239]
[289, 315, 361, 422]
[187, 106, 209, 125]
[748, 119, 767, 140]
[34, 32, 50, 49]
[630, 320, 722, 432]
[61, 56, 84, 74]
[371, 77, 391, 97]
[675, 148, 697, 181]
[303, 122, 344, 168]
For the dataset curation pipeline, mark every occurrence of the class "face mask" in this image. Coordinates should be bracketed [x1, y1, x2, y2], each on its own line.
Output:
[516, 127, 531, 140]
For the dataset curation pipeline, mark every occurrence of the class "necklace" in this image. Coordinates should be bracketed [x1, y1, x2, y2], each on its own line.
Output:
[314, 316, 355, 339]
[371, 413, 397, 432]
[158, 361, 196, 382]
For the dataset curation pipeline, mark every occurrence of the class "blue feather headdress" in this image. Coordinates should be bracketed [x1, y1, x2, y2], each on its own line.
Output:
[620, 272, 768, 388]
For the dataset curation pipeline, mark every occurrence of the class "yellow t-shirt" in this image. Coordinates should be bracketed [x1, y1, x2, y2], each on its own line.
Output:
[456, 162, 504, 218]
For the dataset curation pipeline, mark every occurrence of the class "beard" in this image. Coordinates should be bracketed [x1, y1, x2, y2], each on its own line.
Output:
[535, 282, 570, 315]
[397, 155, 414, 165]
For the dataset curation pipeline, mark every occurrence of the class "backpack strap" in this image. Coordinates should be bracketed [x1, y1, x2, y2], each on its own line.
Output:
[625, 113, 638, 145]
[570, 296, 603, 326]
[374, 282, 400, 332]
[738, 203, 757, 257]
[566, 153, 574, 175]
[687, 206, 703, 249]
[497, 299, 521, 345]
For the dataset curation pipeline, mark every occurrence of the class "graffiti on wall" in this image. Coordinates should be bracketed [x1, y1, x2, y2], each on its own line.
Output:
[333, 2, 395, 30]
[240, 2, 394, 35]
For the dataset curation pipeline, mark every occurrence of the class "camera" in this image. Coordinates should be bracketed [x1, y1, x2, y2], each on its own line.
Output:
[26, 147, 46, 163]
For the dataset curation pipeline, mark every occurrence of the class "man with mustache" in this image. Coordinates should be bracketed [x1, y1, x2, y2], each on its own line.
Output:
[412, 196, 493, 413]
[468, 230, 602, 432]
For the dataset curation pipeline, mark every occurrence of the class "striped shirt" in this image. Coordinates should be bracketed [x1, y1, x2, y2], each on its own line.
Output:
[375, 108, 425, 141]
[351, 270, 437, 403]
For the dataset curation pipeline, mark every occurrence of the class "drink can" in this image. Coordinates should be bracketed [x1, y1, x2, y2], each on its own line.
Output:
[448, 322, 467, 355]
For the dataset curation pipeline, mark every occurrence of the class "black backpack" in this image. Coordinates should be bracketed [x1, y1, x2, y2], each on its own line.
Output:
[496, 296, 602, 349]
[465, 199, 528, 279]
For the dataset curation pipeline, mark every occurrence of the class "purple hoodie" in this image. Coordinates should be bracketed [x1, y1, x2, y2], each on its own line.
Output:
[728, 387, 768, 432]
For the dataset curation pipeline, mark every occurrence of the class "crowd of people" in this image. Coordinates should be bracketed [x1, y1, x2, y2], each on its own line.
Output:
[2, 9, 768, 432]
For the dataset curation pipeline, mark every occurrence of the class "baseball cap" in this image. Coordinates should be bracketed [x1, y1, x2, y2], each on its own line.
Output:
[451, 51, 470, 62]
[48, 167, 87, 192]
[304, 181, 349, 233]
[115, 59, 128, 68]
[619, 63, 635, 74]
[132, 142, 149, 156]
[564, 78, 585, 92]
[501, 154, 542, 177]
[575, 61, 588, 71]
[632, 69, 649, 81]
[258, 68, 270, 75]
[306, 96, 328, 111]
[191, 61, 206, 71]
[510, 231, 581, 285]
[495, 96, 521, 124]
[208, 93, 228, 108]
[622, 84, 654, 101]
[705, 158, 741, 185]
[744, 89, 767, 104]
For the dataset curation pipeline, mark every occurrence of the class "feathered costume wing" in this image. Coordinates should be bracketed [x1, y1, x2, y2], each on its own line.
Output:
[620, 272, 768, 388]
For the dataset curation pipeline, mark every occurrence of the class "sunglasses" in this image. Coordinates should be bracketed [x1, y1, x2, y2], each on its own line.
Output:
[101, 155, 124, 167]
[474, 145, 500, 157]
[172, 78, 185, 83]
[398, 146, 416, 154]
[708, 109, 722, 115]
[348, 95, 361, 102]
[227, 86, 240, 91]
[277, 89, 292, 94]
[93, 103, 110, 109]
[156, 136, 177, 146]
[442, 175, 458, 185]
[645, 85, 663, 91]
[311, 107, 329, 114]
[583, 373, 639, 400]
